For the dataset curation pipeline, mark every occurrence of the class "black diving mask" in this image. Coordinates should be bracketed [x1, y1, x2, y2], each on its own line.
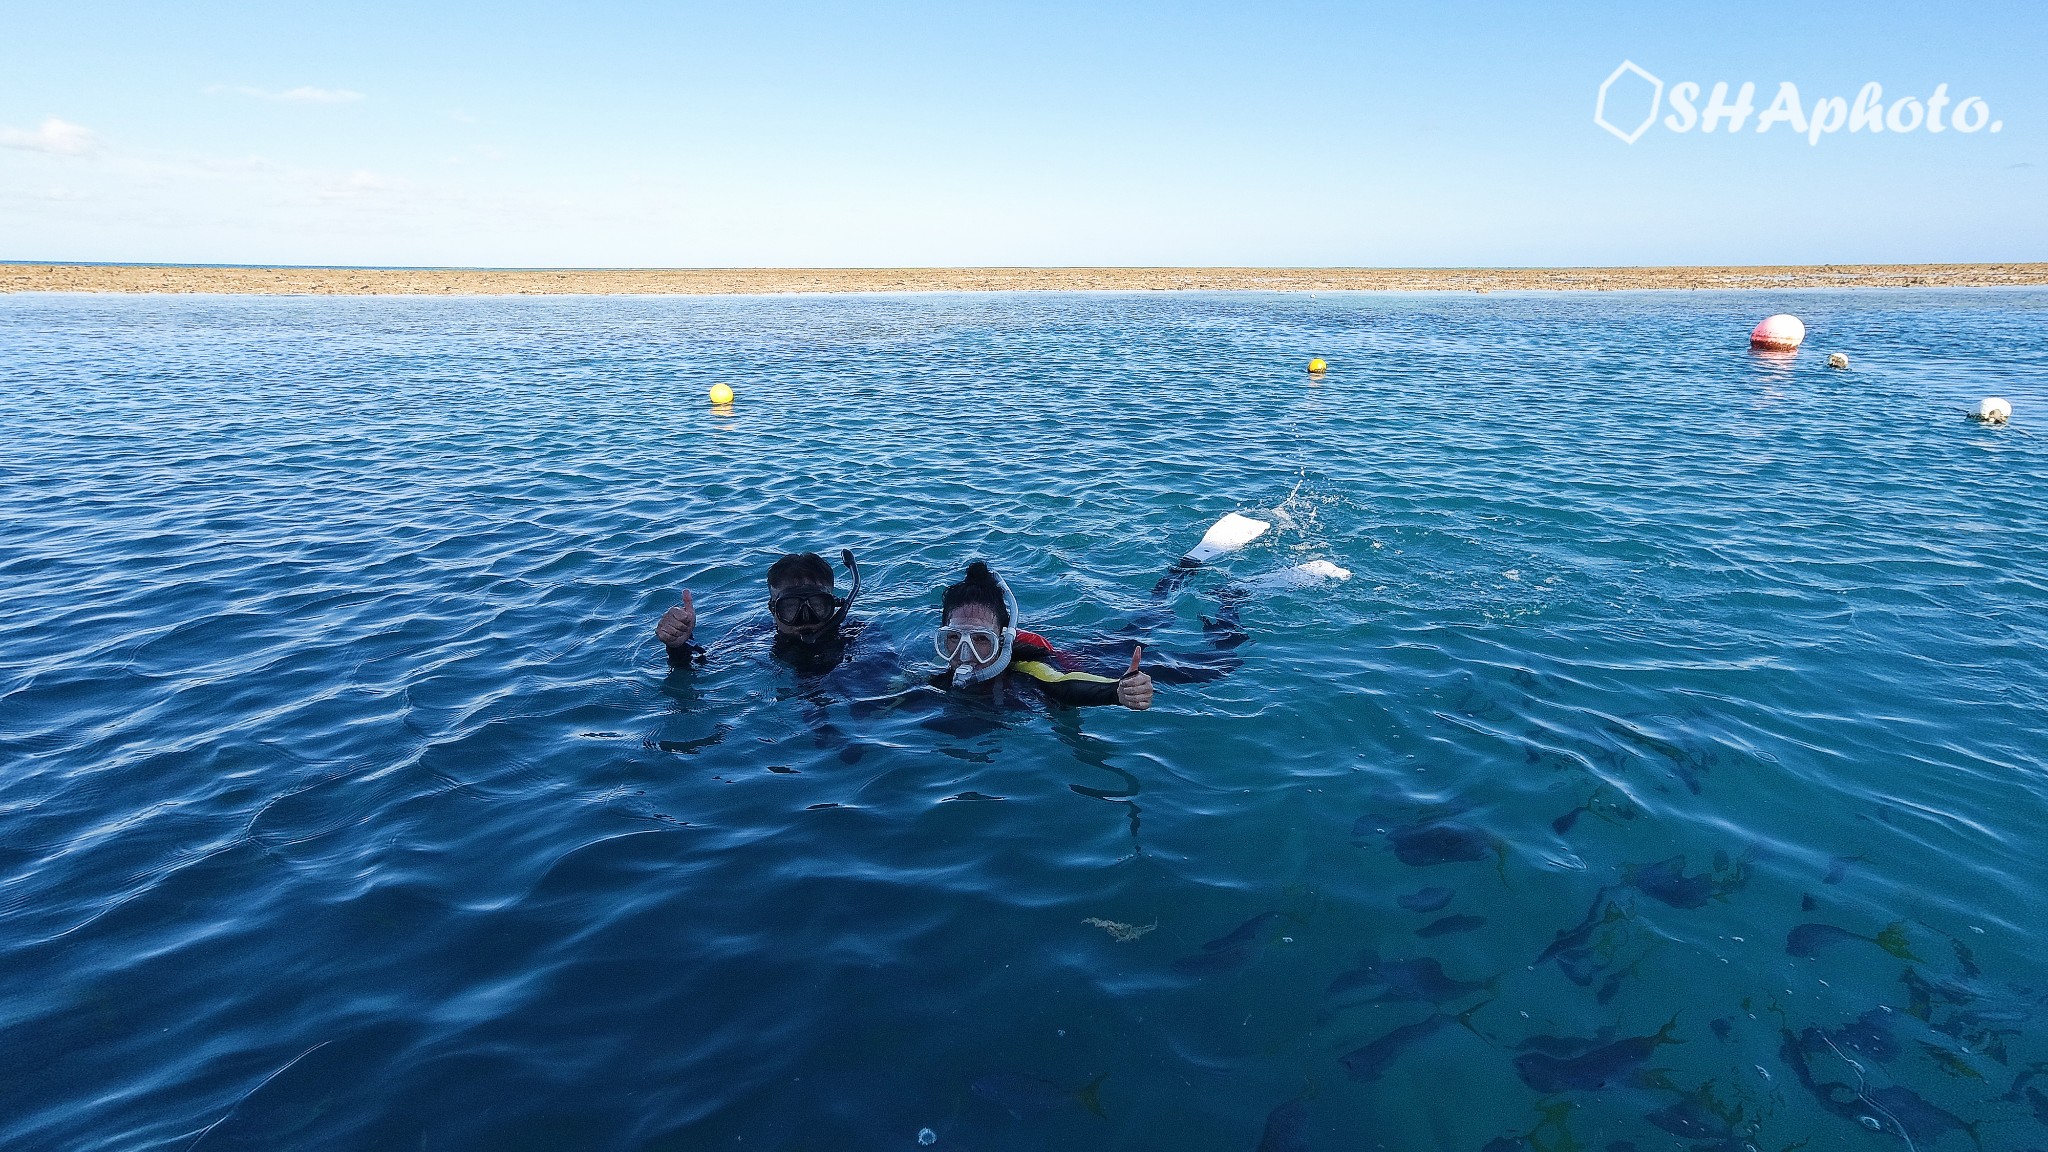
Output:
[769, 550, 862, 635]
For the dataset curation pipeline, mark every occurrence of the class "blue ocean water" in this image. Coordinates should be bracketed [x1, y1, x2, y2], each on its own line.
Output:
[2, 290, 2044, 1152]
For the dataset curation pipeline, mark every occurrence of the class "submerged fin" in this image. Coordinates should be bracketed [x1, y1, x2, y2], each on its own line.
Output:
[1236, 559, 1352, 591]
[1181, 512, 1271, 565]
[1074, 1072, 1108, 1119]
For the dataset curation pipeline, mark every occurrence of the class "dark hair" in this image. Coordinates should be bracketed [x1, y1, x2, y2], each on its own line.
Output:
[767, 552, 833, 590]
[941, 561, 1009, 628]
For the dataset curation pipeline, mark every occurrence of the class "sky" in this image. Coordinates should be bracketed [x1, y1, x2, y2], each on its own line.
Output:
[1, 0, 2043, 267]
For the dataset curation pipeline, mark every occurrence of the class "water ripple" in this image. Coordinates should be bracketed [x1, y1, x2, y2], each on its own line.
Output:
[3, 290, 2045, 1151]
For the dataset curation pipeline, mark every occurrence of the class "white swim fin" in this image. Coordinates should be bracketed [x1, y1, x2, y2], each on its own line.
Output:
[1236, 559, 1353, 592]
[1180, 512, 1271, 566]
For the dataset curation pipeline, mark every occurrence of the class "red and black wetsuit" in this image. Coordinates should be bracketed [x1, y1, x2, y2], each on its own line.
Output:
[929, 629, 1130, 708]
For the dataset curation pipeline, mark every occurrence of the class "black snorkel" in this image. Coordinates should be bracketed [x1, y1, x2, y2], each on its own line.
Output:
[833, 548, 861, 630]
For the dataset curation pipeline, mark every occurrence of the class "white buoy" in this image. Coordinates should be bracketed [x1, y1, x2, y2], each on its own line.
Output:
[1827, 353, 1849, 369]
[1750, 314, 1805, 351]
[1972, 397, 2012, 424]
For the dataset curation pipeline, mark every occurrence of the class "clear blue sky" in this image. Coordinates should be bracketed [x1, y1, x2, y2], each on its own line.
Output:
[2, 1, 2041, 267]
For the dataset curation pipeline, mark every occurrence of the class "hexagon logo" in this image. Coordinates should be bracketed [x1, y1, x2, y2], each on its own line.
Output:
[1594, 60, 1663, 144]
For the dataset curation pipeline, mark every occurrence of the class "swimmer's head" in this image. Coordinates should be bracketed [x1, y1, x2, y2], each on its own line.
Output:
[941, 561, 1011, 630]
[939, 562, 1016, 684]
[767, 552, 838, 640]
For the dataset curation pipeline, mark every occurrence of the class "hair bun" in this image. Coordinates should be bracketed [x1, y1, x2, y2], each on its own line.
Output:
[965, 560, 995, 584]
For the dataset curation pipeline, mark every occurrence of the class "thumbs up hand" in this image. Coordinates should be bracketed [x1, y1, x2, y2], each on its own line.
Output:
[656, 590, 697, 647]
[1117, 644, 1153, 710]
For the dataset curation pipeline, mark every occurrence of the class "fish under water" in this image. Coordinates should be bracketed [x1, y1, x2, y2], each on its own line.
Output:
[1200, 911, 1283, 953]
[1387, 820, 1495, 866]
[1325, 951, 1492, 1005]
[1645, 1094, 1738, 1144]
[1338, 1003, 1489, 1084]
[1513, 1028, 1617, 1059]
[970, 1071, 1106, 1118]
[1797, 1008, 1901, 1065]
[1786, 920, 1918, 961]
[1777, 1028, 1979, 1147]
[1253, 1093, 1310, 1152]
[1416, 914, 1486, 938]
[1397, 886, 1455, 913]
[1625, 854, 1745, 910]
[1533, 890, 1631, 989]
[1511, 1017, 1681, 1094]
[1173, 911, 1282, 976]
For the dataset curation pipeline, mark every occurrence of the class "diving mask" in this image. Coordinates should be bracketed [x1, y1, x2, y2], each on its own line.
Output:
[936, 625, 1003, 665]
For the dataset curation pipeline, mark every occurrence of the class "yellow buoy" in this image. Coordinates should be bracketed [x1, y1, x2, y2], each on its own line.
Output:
[709, 383, 734, 405]
[1307, 358, 1328, 374]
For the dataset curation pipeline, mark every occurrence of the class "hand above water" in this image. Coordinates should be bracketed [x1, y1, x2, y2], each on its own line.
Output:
[656, 590, 696, 647]
[1118, 645, 1153, 710]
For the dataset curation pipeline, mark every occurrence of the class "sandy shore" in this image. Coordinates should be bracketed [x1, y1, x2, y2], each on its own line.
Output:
[7, 263, 2047, 296]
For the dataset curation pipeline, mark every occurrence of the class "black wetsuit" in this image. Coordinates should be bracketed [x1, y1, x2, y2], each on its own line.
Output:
[666, 619, 865, 676]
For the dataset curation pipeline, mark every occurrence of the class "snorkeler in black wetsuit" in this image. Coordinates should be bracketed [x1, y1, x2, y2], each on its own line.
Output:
[656, 550, 867, 675]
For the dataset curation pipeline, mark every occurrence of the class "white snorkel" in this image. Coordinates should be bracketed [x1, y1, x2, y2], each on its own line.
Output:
[948, 567, 1019, 688]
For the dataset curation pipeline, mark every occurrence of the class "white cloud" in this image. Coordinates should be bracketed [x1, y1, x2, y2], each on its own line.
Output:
[207, 85, 366, 104]
[0, 118, 96, 156]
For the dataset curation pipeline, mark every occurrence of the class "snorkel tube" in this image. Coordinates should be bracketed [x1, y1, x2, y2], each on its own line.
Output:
[949, 568, 1018, 688]
[832, 549, 861, 630]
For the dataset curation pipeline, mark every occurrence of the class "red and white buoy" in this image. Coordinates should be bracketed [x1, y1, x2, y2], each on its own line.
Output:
[1750, 314, 1805, 351]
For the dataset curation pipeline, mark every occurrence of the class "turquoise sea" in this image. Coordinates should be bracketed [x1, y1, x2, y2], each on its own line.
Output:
[3, 290, 2044, 1152]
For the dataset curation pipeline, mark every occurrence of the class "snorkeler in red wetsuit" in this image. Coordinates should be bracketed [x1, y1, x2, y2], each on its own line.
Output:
[931, 561, 1155, 710]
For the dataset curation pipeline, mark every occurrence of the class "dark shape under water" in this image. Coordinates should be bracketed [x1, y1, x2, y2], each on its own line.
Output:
[1325, 952, 1491, 1005]
[1865, 1085, 1976, 1147]
[1709, 1018, 1732, 1042]
[1556, 949, 1603, 987]
[1919, 1040, 1984, 1080]
[1626, 854, 1744, 909]
[1646, 1095, 1736, 1143]
[1534, 888, 1624, 968]
[1341, 1013, 1453, 1082]
[1797, 1008, 1900, 1064]
[1778, 1028, 1978, 1147]
[1174, 944, 1256, 977]
[1785, 922, 1862, 958]
[1595, 969, 1627, 1006]
[1253, 1094, 1310, 1152]
[971, 1071, 1106, 1118]
[1899, 965, 1980, 1022]
[1511, 1016, 1680, 1094]
[1202, 911, 1283, 953]
[1388, 819, 1493, 866]
[1173, 911, 1281, 976]
[1514, 1028, 1616, 1059]
[1417, 914, 1486, 938]
[1787, 920, 1919, 961]
[1397, 886, 1455, 913]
